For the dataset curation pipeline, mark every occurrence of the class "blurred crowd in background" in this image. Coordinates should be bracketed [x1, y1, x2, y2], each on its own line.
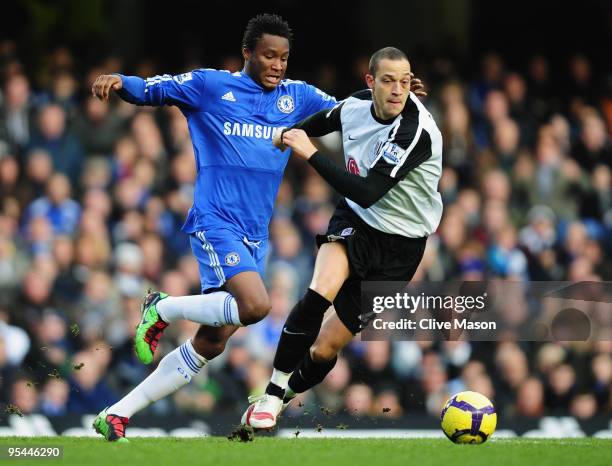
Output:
[0, 39, 611, 423]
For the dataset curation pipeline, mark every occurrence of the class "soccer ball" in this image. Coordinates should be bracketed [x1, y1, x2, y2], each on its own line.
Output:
[440, 391, 497, 444]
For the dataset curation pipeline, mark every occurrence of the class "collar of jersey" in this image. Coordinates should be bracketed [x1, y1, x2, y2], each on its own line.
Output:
[240, 71, 278, 93]
[370, 104, 397, 125]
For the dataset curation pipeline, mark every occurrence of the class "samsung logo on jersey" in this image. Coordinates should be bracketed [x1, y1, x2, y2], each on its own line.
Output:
[223, 122, 278, 140]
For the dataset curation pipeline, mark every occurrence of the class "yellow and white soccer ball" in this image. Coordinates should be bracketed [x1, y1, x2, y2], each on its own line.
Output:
[440, 391, 497, 444]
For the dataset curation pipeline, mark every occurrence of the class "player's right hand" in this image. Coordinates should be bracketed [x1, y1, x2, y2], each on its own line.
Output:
[92, 74, 122, 101]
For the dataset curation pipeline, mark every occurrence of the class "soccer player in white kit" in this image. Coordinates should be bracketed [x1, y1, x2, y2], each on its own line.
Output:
[243, 47, 443, 429]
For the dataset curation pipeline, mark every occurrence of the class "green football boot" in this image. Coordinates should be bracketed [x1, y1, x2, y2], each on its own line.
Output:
[93, 408, 129, 442]
[134, 291, 169, 364]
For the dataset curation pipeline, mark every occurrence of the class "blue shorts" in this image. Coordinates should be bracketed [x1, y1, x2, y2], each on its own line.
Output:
[189, 229, 268, 293]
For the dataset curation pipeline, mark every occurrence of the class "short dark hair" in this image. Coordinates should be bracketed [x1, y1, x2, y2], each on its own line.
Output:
[242, 14, 293, 51]
[369, 47, 409, 76]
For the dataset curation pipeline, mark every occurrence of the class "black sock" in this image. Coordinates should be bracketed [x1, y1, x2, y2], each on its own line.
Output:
[265, 382, 285, 399]
[287, 353, 337, 395]
[272, 288, 331, 373]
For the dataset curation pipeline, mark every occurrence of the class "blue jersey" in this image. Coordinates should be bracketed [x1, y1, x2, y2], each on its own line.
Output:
[117, 69, 336, 240]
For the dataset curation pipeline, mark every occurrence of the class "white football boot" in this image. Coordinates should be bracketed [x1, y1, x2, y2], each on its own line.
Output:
[241, 393, 284, 429]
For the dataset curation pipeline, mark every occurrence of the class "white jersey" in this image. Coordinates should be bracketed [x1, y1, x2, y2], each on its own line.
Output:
[329, 91, 443, 237]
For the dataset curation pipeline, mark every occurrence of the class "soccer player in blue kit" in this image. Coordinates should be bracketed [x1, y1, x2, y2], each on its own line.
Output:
[90, 14, 425, 441]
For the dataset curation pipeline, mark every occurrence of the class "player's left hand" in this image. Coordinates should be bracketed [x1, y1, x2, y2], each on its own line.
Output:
[410, 73, 427, 97]
[282, 129, 317, 160]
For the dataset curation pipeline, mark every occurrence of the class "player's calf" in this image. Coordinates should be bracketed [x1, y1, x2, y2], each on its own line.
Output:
[310, 340, 342, 363]
[260, 289, 332, 408]
[271, 289, 332, 374]
[287, 353, 338, 397]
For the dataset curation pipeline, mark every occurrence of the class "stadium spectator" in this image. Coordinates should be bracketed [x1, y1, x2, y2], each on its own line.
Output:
[23, 173, 81, 236]
[313, 356, 351, 412]
[515, 377, 545, 418]
[0, 308, 30, 366]
[0, 74, 33, 153]
[67, 348, 118, 414]
[344, 383, 374, 417]
[73, 96, 125, 157]
[39, 378, 70, 417]
[9, 377, 39, 415]
[28, 104, 83, 183]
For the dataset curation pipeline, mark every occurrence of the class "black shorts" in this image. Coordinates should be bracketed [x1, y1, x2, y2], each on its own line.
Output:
[316, 200, 427, 334]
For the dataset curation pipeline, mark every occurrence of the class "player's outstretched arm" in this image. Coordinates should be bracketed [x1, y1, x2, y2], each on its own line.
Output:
[92, 71, 204, 109]
[310, 152, 398, 208]
[92, 73, 149, 105]
[282, 129, 398, 209]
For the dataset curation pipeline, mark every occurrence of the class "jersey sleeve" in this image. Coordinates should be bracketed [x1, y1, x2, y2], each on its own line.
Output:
[299, 84, 337, 118]
[370, 115, 433, 179]
[293, 102, 343, 137]
[308, 151, 399, 208]
[116, 70, 207, 110]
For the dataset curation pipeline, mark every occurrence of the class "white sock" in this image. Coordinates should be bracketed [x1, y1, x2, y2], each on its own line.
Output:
[270, 369, 292, 390]
[156, 292, 242, 327]
[108, 340, 207, 418]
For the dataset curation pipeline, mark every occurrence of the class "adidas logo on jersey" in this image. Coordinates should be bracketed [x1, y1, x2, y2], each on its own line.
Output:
[221, 91, 236, 102]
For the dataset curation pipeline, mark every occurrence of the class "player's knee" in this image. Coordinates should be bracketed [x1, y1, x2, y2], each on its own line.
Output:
[309, 278, 341, 303]
[310, 342, 339, 363]
[236, 295, 271, 325]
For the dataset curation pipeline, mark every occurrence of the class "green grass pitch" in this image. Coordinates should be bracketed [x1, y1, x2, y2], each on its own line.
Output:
[0, 437, 610, 466]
